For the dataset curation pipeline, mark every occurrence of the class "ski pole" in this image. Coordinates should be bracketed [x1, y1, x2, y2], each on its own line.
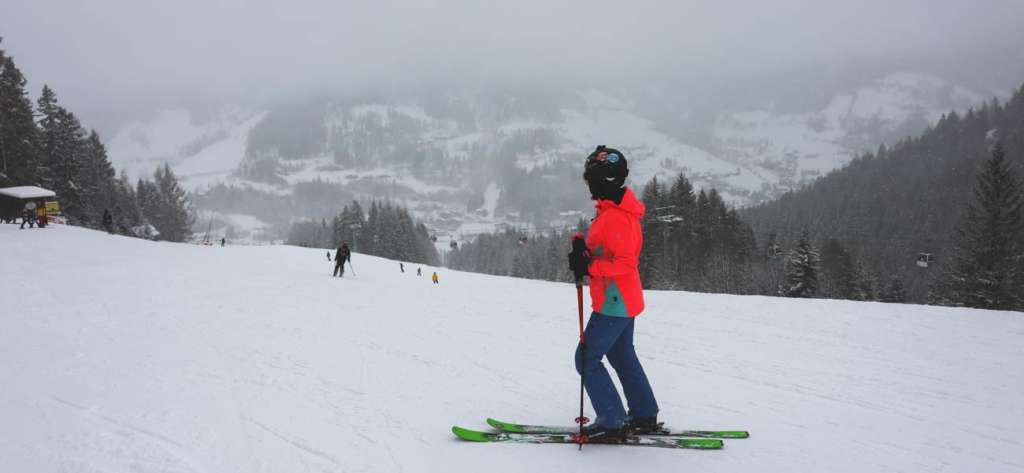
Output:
[571, 234, 589, 449]
[576, 280, 586, 450]
[348, 259, 356, 276]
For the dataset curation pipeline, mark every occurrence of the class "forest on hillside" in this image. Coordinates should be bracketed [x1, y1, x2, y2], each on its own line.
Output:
[0, 39, 191, 241]
[743, 84, 1024, 304]
[449, 85, 1024, 310]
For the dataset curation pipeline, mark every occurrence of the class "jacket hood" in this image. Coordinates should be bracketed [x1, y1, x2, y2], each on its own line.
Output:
[595, 187, 645, 218]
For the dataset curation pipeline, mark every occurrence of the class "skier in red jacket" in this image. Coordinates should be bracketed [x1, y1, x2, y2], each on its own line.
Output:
[568, 145, 658, 441]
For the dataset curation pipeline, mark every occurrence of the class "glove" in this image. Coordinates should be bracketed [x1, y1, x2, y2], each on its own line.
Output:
[567, 233, 591, 282]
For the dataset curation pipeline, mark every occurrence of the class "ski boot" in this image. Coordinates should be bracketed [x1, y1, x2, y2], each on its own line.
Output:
[573, 420, 627, 444]
[625, 415, 664, 434]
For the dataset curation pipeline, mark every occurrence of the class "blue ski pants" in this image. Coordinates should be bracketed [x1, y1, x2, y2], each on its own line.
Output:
[574, 312, 659, 427]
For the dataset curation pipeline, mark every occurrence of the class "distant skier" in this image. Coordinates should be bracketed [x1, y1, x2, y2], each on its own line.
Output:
[102, 209, 113, 233]
[326, 251, 332, 261]
[19, 207, 34, 229]
[417, 267, 422, 276]
[400, 262, 405, 273]
[36, 205, 47, 228]
[220, 237, 226, 247]
[334, 242, 351, 277]
[567, 145, 658, 442]
[431, 271, 439, 284]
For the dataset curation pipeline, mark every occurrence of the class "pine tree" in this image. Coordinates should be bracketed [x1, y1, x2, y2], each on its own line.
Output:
[639, 177, 669, 288]
[936, 143, 1024, 310]
[2, 56, 117, 225]
[414, 222, 439, 265]
[297, 199, 437, 264]
[782, 230, 820, 298]
[820, 238, 851, 298]
[634, 173, 757, 293]
[76, 130, 116, 227]
[362, 202, 380, 253]
[112, 170, 141, 233]
[879, 275, 907, 303]
[544, 230, 565, 281]
[152, 163, 193, 242]
[692, 189, 714, 290]
[668, 174, 697, 285]
[849, 260, 875, 301]
[0, 39, 40, 186]
[334, 201, 365, 250]
[136, 177, 160, 238]
[37, 85, 87, 220]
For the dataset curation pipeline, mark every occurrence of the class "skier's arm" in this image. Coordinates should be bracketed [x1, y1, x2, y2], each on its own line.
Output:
[568, 233, 591, 281]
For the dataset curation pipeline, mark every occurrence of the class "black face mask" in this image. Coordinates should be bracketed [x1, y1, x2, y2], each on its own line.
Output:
[587, 177, 626, 203]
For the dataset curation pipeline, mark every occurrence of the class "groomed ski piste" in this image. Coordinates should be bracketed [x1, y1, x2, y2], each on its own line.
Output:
[2, 224, 1023, 472]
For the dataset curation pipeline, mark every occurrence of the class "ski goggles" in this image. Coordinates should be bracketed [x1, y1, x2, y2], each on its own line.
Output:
[592, 150, 621, 164]
[583, 149, 622, 182]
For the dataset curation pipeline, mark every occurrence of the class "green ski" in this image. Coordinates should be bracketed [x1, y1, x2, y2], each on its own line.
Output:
[452, 426, 724, 450]
[486, 417, 748, 439]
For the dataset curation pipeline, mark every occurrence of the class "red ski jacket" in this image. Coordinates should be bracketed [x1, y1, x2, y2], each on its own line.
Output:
[586, 187, 645, 317]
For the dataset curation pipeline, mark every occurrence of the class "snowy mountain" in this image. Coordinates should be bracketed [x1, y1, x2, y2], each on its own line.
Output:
[107, 108, 266, 187]
[713, 73, 987, 194]
[104, 73, 994, 243]
[3, 224, 1022, 472]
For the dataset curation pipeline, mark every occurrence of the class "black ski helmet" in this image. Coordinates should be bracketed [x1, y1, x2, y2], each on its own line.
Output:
[583, 145, 628, 200]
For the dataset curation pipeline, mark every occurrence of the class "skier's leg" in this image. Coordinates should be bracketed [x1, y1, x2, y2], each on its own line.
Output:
[606, 317, 658, 418]
[574, 312, 630, 427]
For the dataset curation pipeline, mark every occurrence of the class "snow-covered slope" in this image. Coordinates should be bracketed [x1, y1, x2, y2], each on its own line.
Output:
[106, 108, 265, 186]
[3, 225, 1022, 472]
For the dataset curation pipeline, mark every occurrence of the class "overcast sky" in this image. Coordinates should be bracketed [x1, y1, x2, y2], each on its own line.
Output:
[3, 0, 1023, 127]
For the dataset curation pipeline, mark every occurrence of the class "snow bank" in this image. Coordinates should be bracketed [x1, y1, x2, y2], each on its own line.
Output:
[1, 225, 1022, 472]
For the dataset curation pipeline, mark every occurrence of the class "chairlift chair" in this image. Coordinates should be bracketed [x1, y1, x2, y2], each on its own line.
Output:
[916, 252, 935, 268]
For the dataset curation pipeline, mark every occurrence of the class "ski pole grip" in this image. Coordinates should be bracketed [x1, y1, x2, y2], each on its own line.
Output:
[570, 233, 587, 285]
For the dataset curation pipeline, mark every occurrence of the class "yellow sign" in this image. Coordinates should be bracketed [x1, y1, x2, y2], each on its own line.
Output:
[45, 201, 60, 215]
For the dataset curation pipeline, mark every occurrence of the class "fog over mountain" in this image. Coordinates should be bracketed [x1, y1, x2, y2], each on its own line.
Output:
[4, 0, 1024, 246]
[4, 0, 1024, 130]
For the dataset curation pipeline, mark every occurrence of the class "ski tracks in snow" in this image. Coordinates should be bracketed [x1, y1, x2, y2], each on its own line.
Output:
[245, 417, 339, 466]
[50, 396, 200, 473]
